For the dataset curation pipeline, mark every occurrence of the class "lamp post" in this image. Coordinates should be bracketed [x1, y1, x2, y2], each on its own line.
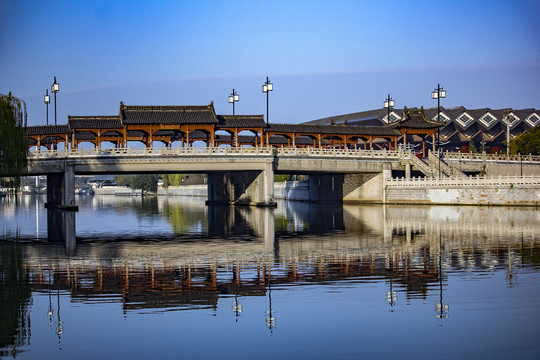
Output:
[504, 109, 513, 156]
[520, 142, 526, 177]
[228, 89, 239, 116]
[51, 76, 59, 125]
[383, 94, 395, 123]
[262, 76, 273, 126]
[44, 89, 50, 125]
[431, 84, 446, 151]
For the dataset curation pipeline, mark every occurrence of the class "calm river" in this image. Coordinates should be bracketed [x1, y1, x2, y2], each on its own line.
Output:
[1, 195, 540, 359]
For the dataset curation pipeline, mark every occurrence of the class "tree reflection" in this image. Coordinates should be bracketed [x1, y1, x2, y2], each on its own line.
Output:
[0, 242, 32, 357]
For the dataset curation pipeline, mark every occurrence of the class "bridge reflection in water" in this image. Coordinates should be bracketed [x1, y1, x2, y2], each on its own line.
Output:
[8, 198, 537, 311]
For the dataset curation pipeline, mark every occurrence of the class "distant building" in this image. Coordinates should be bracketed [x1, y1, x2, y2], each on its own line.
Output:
[305, 107, 539, 152]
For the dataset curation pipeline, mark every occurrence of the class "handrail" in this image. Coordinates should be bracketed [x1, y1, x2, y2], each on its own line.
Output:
[27, 146, 406, 160]
[428, 151, 467, 178]
[407, 151, 434, 177]
[386, 174, 540, 188]
[441, 151, 540, 163]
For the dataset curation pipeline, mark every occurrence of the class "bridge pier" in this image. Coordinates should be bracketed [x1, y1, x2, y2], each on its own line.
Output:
[45, 164, 78, 210]
[206, 161, 276, 207]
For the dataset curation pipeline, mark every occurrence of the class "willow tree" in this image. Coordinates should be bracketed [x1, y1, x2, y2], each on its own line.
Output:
[0, 93, 28, 188]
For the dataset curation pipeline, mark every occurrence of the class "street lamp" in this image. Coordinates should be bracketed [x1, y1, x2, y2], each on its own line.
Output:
[44, 89, 50, 125]
[520, 142, 527, 176]
[431, 84, 446, 151]
[51, 76, 60, 125]
[228, 88, 239, 116]
[504, 109, 514, 156]
[262, 76, 273, 126]
[383, 94, 395, 123]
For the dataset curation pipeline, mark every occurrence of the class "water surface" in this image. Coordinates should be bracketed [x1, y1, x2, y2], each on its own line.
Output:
[1, 195, 540, 359]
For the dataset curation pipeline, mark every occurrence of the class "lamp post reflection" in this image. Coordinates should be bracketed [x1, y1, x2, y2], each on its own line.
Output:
[265, 276, 276, 331]
[435, 233, 449, 319]
[386, 279, 397, 310]
[232, 294, 242, 322]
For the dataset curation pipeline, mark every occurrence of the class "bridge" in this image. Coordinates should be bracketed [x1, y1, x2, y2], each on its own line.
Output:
[26, 146, 540, 208]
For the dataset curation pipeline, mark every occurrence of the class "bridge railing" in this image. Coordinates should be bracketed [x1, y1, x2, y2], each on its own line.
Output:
[275, 147, 403, 158]
[28, 146, 277, 158]
[28, 146, 407, 160]
[442, 151, 540, 163]
[385, 174, 540, 188]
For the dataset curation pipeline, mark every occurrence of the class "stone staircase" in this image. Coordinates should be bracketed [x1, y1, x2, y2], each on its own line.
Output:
[428, 151, 467, 178]
[408, 152, 435, 177]
[407, 151, 467, 178]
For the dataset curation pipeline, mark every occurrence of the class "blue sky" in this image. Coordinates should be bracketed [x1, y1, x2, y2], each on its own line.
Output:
[1, 0, 539, 126]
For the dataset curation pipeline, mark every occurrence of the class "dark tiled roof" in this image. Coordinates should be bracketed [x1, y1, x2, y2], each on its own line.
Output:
[74, 132, 97, 140]
[387, 107, 444, 129]
[304, 109, 387, 125]
[68, 116, 122, 129]
[25, 125, 69, 135]
[120, 103, 218, 125]
[267, 123, 400, 136]
[216, 115, 266, 128]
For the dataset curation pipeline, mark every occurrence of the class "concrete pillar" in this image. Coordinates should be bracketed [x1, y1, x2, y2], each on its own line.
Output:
[308, 173, 344, 204]
[206, 162, 276, 206]
[405, 163, 411, 179]
[45, 164, 77, 210]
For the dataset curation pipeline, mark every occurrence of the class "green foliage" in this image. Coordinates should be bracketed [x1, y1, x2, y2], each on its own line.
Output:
[0, 93, 28, 187]
[509, 127, 540, 155]
[274, 174, 291, 182]
[468, 140, 477, 153]
[167, 174, 186, 186]
[115, 174, 161, 192]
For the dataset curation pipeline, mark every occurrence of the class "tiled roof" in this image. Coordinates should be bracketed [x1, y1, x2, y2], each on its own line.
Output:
[267, 123, 400, 136]
[387, 107, 444, 129]
[25, 125, 69, 135]
[120, 103, 218, 125]
[217, 115, 266, 128]
[304, 109, 387, 125]
[68, 116, 122, 129]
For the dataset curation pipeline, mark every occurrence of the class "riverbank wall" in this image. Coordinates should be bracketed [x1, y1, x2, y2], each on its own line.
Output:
[156, 176, 540, 206]
[384, 176, 540, 206]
